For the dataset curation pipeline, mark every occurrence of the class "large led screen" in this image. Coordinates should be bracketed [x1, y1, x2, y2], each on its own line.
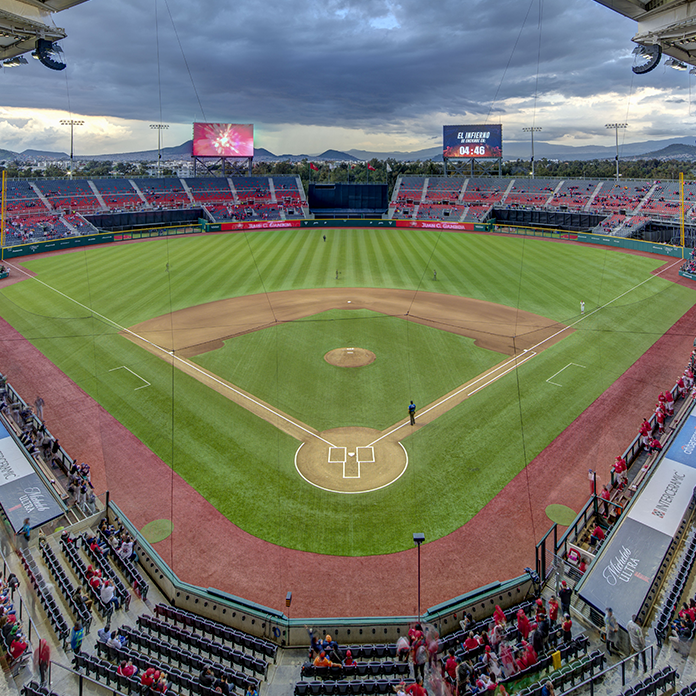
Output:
[193, 123, 254, 157]
[443, 125, 502, 159]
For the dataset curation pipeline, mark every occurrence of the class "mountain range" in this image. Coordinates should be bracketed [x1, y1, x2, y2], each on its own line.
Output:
[2, 137, 696, 164]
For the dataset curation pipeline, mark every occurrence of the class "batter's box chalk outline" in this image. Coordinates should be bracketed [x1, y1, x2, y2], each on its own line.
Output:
[546, 362, 586, 387]
[356, 446, 375, 463]
[328, 447, 347, 464]
[108, 365, 151, 391]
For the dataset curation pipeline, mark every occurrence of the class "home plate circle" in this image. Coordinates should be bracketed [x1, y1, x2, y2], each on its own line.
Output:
[324, 347, 375, 368]
[295, 427, 408, 494]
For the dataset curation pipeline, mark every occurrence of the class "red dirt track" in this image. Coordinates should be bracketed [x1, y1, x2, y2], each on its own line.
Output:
[0, 244, 694, 618]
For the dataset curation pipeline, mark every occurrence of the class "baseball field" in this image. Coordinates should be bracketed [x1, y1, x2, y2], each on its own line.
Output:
[0, 228, 693, 565]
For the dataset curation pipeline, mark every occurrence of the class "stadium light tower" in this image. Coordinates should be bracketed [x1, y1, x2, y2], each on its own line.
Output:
[59, 119, 84, 178]
[413, 532, 425, 622]
[150, 124, 169, 178]
[522, 126, 542, 178]
[605, 123, 627, 181]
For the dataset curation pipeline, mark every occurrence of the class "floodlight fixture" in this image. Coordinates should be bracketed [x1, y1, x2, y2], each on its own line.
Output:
[632, 44, 662, 74]
[605, 123, 627, 181]
[665, 57, 688, 71]
[35, 38, 66, 71]
[3, 56, 28, 67]
[523, 126, 542, 179]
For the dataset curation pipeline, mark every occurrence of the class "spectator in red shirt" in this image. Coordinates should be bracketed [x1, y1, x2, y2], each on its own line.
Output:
[9, 634, 27, 660]
[406, 676, 426, 696]
[445, 649, 458, 680]
[590, 524, 605, 546]
[547, 596, 559, 626]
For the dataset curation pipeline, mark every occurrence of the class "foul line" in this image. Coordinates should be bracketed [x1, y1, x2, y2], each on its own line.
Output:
[5, 261, 336, 449]
[5, 255, 681, 453]
[368, 257, 683, 447]
[368, 351, 537, 446]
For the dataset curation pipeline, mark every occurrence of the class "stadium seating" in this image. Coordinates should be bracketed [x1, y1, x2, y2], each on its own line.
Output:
[152, 602, 277, 661]
[17, 548, 71, 645]
[185, 177, 235, 203]
[503, 179, 558, 208]
[132, 177, 191, 208]
[33, 179, 102, 213]
[92, 178, 144, 211]
[4, 180, 47, 215]
[547, 181, 601, 210]
[39, 540, 92, 631]
[588, 181, 651, 214]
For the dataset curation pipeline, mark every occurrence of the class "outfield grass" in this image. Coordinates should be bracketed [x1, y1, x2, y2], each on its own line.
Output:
[0, 230, 694, 555]
[192, 308, 504, 431]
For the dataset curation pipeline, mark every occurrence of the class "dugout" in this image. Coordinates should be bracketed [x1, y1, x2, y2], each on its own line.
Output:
[308, 183, 388, 219]
[85, 207, 205, 232]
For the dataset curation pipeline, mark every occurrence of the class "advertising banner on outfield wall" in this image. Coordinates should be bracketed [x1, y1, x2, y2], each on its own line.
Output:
[0, 422, 64, 532]
[219, 220, 301, 231]
[395, 220, 473, 231]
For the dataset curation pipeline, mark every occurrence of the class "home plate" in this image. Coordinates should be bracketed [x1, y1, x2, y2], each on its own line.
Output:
[349, 452, 355, 456]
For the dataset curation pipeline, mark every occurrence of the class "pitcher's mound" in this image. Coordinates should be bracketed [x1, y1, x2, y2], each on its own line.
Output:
[325, 347, 375, 368]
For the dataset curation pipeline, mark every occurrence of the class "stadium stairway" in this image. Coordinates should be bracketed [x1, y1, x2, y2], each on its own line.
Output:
[180, 178, 196, 205]
[86, 181, 108, 211]
[128, 179, 149, 207]
[27, 183, 52, 212]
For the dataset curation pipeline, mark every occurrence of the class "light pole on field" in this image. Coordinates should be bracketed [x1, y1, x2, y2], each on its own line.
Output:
[413, 532, 425, 622]
[60, 119, 84, 178]
[150, 124, 169, 178]
[605, 123, 627, 181]
[522, 126, 542, 178]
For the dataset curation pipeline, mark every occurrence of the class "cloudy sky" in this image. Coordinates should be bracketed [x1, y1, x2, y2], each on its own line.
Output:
[0, 0, 694, 156]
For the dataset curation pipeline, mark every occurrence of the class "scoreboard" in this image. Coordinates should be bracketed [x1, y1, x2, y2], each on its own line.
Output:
[443, 125, 502, 159]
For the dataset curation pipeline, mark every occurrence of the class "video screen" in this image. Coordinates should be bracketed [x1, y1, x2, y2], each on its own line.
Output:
[193, 123, 254, 158]
[443, 125, 502, 159]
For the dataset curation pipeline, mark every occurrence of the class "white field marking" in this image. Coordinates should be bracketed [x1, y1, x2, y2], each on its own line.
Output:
[108, 366, 151, 391]
[369, 351, 537, 446]
[6, 256, 680, 452]
[6, 261, 336, 449]
[546, 363, 586, 387]
[357, 446, 375, 463]
[328, 447, 346, 464]
[368, 257, 683, 447]
[294, 441, 409, 495]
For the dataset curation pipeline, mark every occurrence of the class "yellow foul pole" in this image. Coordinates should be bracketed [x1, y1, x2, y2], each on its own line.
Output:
[680, 171, 685, 252]
[0, 169, 6, 259]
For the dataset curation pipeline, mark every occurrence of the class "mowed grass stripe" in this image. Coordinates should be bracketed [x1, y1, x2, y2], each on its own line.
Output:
[2, 231, 694, 556]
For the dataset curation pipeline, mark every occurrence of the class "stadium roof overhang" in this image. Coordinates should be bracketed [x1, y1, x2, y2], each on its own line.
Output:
[595, 0, 696, 67]
[0, 0, 88, 61]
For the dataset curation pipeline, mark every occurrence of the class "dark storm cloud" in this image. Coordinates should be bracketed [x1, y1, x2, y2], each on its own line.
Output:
[0, 0, 672, 136]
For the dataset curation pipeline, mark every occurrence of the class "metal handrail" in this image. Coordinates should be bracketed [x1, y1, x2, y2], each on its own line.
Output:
[560, 644, 655, 696]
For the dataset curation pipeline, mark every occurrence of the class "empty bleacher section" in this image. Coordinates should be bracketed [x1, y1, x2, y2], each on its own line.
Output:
[33, 179, 102, 214]
[4, 179, 46, 215]
[503, 179, 558, 208]
[185, 177, 235, 204]
[547, 180, 602, 210]
[91, 178, 143, 211]
[132, 177, 192, 209]
[391, 177, 425, 219]
[588, 180, 652, 215]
